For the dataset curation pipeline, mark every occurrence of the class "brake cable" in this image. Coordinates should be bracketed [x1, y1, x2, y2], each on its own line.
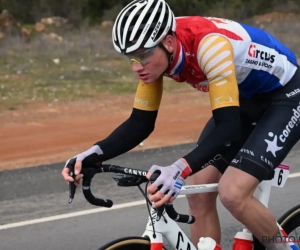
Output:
[137, 181, 167, 239]
[137, 182, 156, 238]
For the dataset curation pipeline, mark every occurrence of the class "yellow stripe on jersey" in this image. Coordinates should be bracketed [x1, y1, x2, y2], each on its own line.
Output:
[197, 35, 240, 110]
[133, 76, 163, 111]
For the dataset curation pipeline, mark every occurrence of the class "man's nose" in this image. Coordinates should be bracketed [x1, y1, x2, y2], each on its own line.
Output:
[132, 61, 144, 72]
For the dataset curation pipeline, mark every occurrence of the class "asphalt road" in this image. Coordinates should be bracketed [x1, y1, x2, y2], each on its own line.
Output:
[1, 142, 300, 250]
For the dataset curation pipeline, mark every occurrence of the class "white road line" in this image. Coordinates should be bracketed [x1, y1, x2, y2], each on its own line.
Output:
[289, 172, 300, 178]
[0, 200, 149, 230]
[1, 172, 300, 231]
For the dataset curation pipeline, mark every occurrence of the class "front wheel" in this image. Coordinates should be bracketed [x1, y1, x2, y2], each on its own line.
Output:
[277, 203, 300, 234]
[98, 236, 168, 250]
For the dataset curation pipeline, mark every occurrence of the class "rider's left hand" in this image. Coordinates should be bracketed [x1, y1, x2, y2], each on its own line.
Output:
[146, 158, 192, 208]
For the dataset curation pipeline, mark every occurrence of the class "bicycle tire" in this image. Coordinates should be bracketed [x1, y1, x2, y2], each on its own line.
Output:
[277, 203, 300, 231]
[98, 236, 168, 250]
[253, 204, 300, 250]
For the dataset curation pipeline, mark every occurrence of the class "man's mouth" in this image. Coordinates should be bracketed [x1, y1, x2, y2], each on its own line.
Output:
[138, 73, 149, 80]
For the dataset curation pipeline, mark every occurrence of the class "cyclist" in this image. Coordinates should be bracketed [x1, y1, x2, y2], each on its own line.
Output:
[62, 0, 300, 249]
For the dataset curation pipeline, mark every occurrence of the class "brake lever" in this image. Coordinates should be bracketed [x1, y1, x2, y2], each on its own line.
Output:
[68, 158, 77, 204]
[68, 173, 76, 204]
[156, 204, 165, 221]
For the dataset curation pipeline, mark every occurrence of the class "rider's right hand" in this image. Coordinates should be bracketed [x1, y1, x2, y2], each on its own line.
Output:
[61, 145, 103, 187]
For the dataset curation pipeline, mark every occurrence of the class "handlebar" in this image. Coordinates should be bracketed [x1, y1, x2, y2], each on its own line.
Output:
[68, 164, 195, 224]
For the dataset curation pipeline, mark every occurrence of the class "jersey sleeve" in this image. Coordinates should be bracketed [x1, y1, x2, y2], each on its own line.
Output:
[197, 35, 240, 110]
[93, 77, 163, 162]
[133, 76, 163, 111]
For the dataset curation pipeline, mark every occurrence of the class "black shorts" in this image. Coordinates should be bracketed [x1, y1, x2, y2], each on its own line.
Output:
[197, 68, 300, 182]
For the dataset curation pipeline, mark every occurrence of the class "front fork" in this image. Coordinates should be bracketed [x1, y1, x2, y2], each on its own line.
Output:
[142, 230, 164, 250]
[252, 222, 298, 250]
[277, 222, 299, 250]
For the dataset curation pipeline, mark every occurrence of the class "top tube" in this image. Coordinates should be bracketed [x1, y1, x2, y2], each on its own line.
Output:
[179, 180, 273, 207]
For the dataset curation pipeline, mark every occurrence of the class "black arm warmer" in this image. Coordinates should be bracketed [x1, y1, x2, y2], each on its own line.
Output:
[183, 106, 241, 174]
[94, 108, 157, 161]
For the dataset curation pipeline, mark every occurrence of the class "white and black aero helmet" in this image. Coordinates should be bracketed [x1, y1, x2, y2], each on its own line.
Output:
[112, 0, 176, 54]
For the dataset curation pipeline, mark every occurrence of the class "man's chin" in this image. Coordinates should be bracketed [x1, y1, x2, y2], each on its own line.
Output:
[141, 77, 154, 84]
[142, 75, 163, 84]
[143, 79, 152, 84]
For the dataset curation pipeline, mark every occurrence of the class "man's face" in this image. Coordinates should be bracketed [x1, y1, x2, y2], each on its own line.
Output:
[125, 35, 176, 83]
[128, 46, 169, 83]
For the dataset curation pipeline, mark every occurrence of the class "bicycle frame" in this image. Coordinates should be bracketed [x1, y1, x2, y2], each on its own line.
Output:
[141, 163, 293, 250]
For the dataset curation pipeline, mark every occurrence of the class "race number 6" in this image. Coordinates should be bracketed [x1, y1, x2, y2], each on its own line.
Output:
[272, 164, 290, 188]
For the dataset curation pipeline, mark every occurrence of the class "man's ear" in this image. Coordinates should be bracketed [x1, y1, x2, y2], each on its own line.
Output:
[162, 34, 175, 53]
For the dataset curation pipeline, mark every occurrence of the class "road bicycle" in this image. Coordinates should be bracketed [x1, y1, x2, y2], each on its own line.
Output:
[68, 162, 300, 250]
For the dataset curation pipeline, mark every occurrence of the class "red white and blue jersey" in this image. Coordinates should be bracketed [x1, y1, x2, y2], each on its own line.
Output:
[164, 16, 299, 110]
